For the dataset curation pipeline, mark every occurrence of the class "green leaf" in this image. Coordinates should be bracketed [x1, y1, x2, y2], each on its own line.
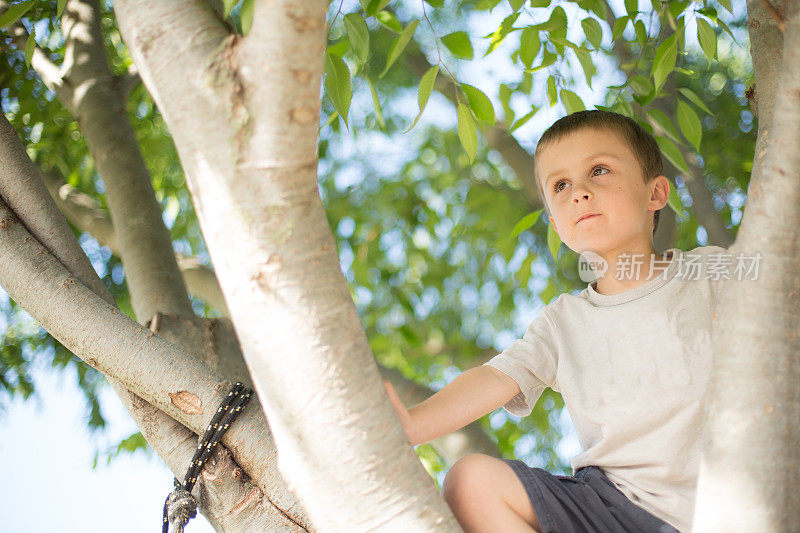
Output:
[240, 0, 254, 35]
[461, 83, 495, 124]
[24, 26, 34, 67]
[651, 33, 677, 94]
[574, 47, 596, 89]
[668, 1, 691, 21]
[327, 40, 349, 58]
[321, 110, 339, 130]
[457, 102, 478, 164]
[531, 0, 550, 6]
[441, 31, 473, 60]
[344, 14, 370, 66]
[510, 106, 538, 132]
[509, 0, 525, 10]
[403, 65, 438, 133]
[424, 0, 444, 6]
[581, 17, 603, 49]
[57, 0, 67, 18]
[629, 74, 653, 97]
[677, 87, 714, 116]
[547, 222, 562, 261]
[547, 75, 557, 106]
[0, 0, 35, 27]
[325, 53, 352, 128]
[717, 0, 732, 13]
[519, 27, 541, 68]
[375, 10, 402, 33]
[717, 19, 738, 46]
[655, 136, 688, 174]
[222, 0, 238, 18]
[366, 0, 391, 16]
[379, 19, 419, 79]
[646, 108, 683, 145]
[526, 49, 556, 72]
[697, 7, 718, 24]
[516, 253, 535, 287]
[634, 19, 647, 46]
[518, 71, 532, 93]
[578, 0, 608, 20]
[624, 0, 638, 18]
[697, 18, 717, 64]
[511, 209, 543, 237]
[368, 78, 385, 128]
[541, 6, 567, 33]
[560, 88, 585, 113]
[499, 84, 514, 126]
[484, 12, 520, 56]
[676, 99, 702, 151]
[666, 179, 686, 218]
[612, 15, 629, 41]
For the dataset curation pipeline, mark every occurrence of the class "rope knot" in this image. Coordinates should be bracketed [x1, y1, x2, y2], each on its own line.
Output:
[164, 486, 197, 533]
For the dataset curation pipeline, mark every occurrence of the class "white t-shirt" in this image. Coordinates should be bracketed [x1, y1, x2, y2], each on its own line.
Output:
[484, 245, 729, 532]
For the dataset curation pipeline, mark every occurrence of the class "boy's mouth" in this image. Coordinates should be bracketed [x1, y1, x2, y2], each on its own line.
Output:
[577, 213, 600, 223]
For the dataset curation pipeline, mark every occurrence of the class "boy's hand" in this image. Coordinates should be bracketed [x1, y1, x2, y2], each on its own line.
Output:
[383, 380, 416, 445]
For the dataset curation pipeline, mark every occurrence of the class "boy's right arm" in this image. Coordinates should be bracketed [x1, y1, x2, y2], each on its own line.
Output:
[383, 365, 521, 447]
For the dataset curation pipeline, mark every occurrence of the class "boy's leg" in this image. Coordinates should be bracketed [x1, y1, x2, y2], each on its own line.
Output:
[442, 453, 542, 533]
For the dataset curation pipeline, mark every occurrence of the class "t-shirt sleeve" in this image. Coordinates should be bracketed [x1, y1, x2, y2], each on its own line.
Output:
[482, 310, 558, 418]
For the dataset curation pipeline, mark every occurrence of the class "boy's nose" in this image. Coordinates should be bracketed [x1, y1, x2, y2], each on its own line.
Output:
[572, 191, 592, 202]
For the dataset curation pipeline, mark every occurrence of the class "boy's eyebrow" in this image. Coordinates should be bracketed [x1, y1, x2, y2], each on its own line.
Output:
[544, 152, 623, 185]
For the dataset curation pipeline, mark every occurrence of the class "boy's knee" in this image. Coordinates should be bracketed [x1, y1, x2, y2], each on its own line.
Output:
[442, 453, 494, 505]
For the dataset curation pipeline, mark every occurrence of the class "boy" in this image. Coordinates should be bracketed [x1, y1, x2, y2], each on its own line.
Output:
[384, 110, 726, 532]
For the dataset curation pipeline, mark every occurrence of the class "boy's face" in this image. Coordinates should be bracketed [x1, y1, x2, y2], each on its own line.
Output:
[535, 126, 669, 256]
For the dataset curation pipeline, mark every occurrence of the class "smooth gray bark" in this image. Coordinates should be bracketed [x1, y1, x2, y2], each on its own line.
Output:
[694, 1, 800, 530]
[113, 0, 461, 530]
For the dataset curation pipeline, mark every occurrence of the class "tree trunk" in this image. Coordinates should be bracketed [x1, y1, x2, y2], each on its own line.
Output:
[693, 1, 800, 530]
[113, 0, 461, 530]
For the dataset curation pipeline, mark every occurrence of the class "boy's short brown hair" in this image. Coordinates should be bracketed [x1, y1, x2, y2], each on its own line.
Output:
[534, 110, 665, 236]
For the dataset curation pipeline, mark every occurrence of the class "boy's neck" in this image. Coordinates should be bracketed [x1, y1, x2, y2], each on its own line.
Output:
[590, 241, 674, 296]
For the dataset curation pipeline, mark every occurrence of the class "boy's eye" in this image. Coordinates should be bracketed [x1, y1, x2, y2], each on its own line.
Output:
[553, 180, 567, 193]
[592, 165, 609, 176]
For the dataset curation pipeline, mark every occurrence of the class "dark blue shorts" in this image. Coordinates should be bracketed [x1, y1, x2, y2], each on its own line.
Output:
[503, 459, 681, 533]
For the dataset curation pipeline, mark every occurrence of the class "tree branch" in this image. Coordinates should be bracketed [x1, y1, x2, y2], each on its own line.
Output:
[694, 1, 800, 529]
[115, 0, 462, 529]
[759, 0, 787, 32]
[0, 116, 310, 528]
[0, 200, 312, 528]
[59, 0, 194, 321]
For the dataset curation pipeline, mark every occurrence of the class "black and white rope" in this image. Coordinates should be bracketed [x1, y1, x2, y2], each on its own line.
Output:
[161, 382, 254, 533]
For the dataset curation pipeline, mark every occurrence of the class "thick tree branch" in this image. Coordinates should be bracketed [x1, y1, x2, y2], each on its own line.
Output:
[0, 200, 311, 528]
[0, 115, 113, 305]
[0, 117, 309, 529]
[59, 0, 194, 321]
[112, 65, 141, 102]
[759, 0, 787, 31]
[115, 0, 462, 529]
[694, 1, 800, 529]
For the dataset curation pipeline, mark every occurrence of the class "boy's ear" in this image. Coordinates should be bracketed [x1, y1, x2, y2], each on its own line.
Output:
[548, 215, 559, 235]
[649, 175, 670, 210]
